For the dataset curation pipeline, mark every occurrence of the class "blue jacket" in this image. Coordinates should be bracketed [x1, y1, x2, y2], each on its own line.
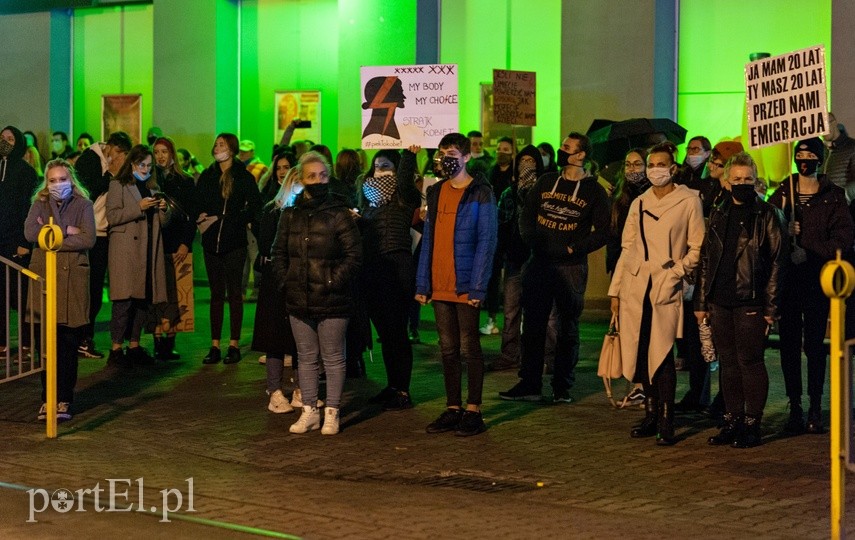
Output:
[416, 173, 497, 301]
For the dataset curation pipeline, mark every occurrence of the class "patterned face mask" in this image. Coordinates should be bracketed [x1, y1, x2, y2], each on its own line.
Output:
[362, 173, 397, 207]
[517, 162, 538, 192]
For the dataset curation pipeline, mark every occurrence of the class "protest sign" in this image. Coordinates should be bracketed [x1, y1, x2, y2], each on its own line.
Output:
[361, 64, 459, 149]
[745, 45, 828, 149]
[492, 69, 536, 126]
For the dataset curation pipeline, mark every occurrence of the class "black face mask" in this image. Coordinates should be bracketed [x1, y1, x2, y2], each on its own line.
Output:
[731, 184, 756, 204]
[0, 138, 13, 157]
[557, 149, 584, 169]
[440, 156, 462, 179]
[304, 183, 329, 199]
[795, 158, 820, 176]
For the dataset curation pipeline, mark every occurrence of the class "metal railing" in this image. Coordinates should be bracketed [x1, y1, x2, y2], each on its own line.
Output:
[0, 254, 43, 383]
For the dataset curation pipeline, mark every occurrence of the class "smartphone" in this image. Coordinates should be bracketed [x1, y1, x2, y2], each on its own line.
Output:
[295, 120, 312, 129]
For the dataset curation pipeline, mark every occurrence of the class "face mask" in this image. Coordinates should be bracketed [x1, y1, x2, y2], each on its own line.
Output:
[795, 158, 819, 176]
[471, 152, 484, 159]
[731, 184, 756, 204]
[541, 154, 550, 168]
[0, 138, 12, 157]
[647, 166, 673, 187]
[133, 171, 150, 182]
[51, 140, 64, 154]
[625, 171, 648, 186]
[214, 150, 231, 163]
[362, 175, 397, 207]
[517, 163, 538, 192]
[686, 154, 708, 169]
[304, 183, 328, 199]
[496, 152, 513, 166]
[557, 149, 584, 169]
[49, 181, 72, 201]
[440, 156, 462, 179]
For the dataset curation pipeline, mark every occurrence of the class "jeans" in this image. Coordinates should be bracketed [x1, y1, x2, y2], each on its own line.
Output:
[40, 325, 81, 403]
[519, 259, 586, 394]
[709, 304, 769, 417]
[499, 263, 522, 363]
[110, 299, 149, 344]
[432, 301, 484, 407]
[204, 248, 246, 342]
[289, 315, 348, 409]
[266, 355, 285, 394]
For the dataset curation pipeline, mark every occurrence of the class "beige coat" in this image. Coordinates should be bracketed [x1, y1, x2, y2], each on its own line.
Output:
[106, 179, 169, 303]
[607, 184, 705, 382]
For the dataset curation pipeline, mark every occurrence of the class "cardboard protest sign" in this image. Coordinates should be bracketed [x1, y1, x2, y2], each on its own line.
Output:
[492, 69, 536, 126]
[361, 64, 459, 149]
[745, 45, 828, 149]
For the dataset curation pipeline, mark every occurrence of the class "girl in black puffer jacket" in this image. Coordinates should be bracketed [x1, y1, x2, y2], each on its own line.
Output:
[272, 151, 361, 436]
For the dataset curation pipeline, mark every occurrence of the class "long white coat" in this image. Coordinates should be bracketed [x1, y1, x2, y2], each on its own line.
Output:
[607, 184, 705, 382]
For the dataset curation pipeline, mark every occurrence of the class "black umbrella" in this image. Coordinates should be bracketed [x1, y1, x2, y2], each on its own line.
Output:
[587, 118, 687, 167]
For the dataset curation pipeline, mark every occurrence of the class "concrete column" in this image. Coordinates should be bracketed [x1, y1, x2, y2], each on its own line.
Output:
[49, 9, 73, 137]
[152, 0, 238, 160]
[416, 0, 440, 65]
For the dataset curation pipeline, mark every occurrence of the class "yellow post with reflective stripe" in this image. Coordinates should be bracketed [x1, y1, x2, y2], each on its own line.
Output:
[820, 250, 855, 540]
[38, 218, 63, 439]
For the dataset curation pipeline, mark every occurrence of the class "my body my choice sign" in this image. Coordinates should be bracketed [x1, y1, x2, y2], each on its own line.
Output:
[745, 45, 828, 149]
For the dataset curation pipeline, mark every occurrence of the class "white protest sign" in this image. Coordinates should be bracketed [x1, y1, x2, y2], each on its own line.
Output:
[745, 45, 828, 149]
[361, 64, 459, 149]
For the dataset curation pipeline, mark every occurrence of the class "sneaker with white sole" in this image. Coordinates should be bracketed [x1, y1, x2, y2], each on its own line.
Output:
[267, 390, 294, 414]
[321, 407, 340, 435]
[290, 388, 324, 409]
[624, 386, 646, 407]
[57, 402, 72, 422]
[37, 403, 47, 421]
[289, 406, 320, 434]
[479, 317, 499, 336]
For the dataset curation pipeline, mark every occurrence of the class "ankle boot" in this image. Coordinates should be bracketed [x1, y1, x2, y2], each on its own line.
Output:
[782, 400, 805, 434]
[631, 397, 658, 438]
[805, 406, 825, 434]
[163, 335, 181, 360]
[708, 413, 741, 446]
[733, 414, 762, 448]
[289, 406, 321, 434]
[656, 401, 676, 446]
[153, 337, 165, 361]
[321, 407, 340, 435]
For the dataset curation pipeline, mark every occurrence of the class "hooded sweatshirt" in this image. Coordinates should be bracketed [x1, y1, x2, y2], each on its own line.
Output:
[497, 144, 544, 266]
[0, 125, 39, 255]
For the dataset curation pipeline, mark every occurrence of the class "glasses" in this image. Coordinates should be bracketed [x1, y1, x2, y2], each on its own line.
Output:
[686, 146, 705, 154]
[624, 160, 645, 170]
[708, 161, 725, 169]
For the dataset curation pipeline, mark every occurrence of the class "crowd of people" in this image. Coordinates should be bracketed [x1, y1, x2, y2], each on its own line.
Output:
[2, 111, 855, 442]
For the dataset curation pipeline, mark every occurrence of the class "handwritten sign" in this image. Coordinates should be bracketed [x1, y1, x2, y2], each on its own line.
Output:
[492, 69, 536, 126]
[360, 64, 459, 149]
[745, 45, 828, 149]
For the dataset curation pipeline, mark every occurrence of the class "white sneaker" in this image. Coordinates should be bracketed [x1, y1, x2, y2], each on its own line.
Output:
[37, 403, 47, 421]
[479, 318, 499, 335]
[321, 407, 340, 435]
[283, 354, 293, 368]
[290, 388, 324, 409]
[258, 354, 267, 365]
[267, 390, 294, 414]
[289, 406, 320, 434]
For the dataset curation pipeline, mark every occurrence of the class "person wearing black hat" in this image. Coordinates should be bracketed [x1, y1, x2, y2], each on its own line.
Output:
[768, 137, 855, 435]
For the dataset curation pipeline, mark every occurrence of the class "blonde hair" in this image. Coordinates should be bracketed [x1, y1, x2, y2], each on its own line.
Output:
[723, 152, 758, 183]
[272, 167, 303, 208]
[33, 159, 90, 202]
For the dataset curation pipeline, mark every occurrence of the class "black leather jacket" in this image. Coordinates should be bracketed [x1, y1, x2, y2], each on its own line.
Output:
[695, 196, 788, 318]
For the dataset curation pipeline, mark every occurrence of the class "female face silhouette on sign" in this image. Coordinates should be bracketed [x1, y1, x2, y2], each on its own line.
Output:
[362, 76, 406, 140]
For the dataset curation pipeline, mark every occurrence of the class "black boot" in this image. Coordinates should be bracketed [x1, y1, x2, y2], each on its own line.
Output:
[656, 401, 676, 446]
[163, 335, 181, 360]
[782, 400, 806, 435]
[631, 397, 658, 438]
[708, 413, 741, 446]
[733, 414, 762, 448]
[153, 337, 165, 361]
[805, 406, 825, 434]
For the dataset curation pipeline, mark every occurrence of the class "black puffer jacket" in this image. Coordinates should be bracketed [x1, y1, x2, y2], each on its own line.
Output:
[358, 149, 421, 257]
[271, 192, 362, 318]
[695, 197, 788, 318]
[195, 159, 262, 254]
[0, 125, 39, 256]
[157, 167, 196, 253]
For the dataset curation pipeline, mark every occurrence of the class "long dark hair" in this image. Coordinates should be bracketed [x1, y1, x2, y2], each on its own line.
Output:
[116, 144, 159, 190]
[212, 133, 239, 199]
[610, 148, 648, 231]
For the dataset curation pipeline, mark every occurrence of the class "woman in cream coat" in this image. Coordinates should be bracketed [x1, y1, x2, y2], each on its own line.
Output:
[608, 142, 705, 445]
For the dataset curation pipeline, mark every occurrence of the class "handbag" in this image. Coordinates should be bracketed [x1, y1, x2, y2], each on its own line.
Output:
[597, 314, 623, 407]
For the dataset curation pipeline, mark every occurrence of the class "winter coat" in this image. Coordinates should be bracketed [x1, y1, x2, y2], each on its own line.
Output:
[0, 125, 39, 256]
[106, 179, 169, 303]
[607, 184, 705, 382]
[25, 193, 96, 328]
[415, 173, 497, 302]
[271, 193, 362, 318]
[74, 144, 112, 201]
[497, 145, 545, 267]
[695, 196, 788, 319]
[157, 167, 196, 253]
[195, 159, 263, 255]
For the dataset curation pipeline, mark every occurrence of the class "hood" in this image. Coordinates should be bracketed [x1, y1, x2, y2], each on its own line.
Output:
[639, 183, 699, 215]
[2, 125, 27, 161]
[515, 144, 544, 179]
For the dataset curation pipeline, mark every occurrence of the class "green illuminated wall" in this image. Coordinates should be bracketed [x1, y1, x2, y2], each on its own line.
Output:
[677, 0, 831, 159]
[440, 0, 561, 148]
[73, 5, 153, 144]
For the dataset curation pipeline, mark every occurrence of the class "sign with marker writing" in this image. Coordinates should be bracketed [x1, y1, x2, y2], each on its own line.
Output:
[745, 45, 828, 149]
[360, 64, 459, 149]
[492, 69, 536, 126]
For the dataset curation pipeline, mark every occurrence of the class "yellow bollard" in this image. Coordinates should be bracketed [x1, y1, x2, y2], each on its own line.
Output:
[37, 218, 63, 439]
[820, 249, 855, 540]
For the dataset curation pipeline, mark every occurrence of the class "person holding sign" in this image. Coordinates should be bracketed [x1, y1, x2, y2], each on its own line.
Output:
[694, 152, 787, 448]
[607, 142, 705, 445]
[768, 138, 854, 435]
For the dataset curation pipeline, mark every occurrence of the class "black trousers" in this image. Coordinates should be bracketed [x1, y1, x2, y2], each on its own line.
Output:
[39, 325, 81, 403]
[84, 236, 109, 341]
[204, 247, 246, 342]
[364, 251, 414, 392]
[709, 304, 769, 417]
[635, 279, 676, 403]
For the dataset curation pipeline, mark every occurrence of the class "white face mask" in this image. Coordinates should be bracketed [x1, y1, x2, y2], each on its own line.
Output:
[51, 140, 65, 153]
[48, 181, 73, 201]
[214, 150, 231, 163]
[647, 166, 673, 187]
[471, 152, 484, 159]
[686, 153, 708, 169]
